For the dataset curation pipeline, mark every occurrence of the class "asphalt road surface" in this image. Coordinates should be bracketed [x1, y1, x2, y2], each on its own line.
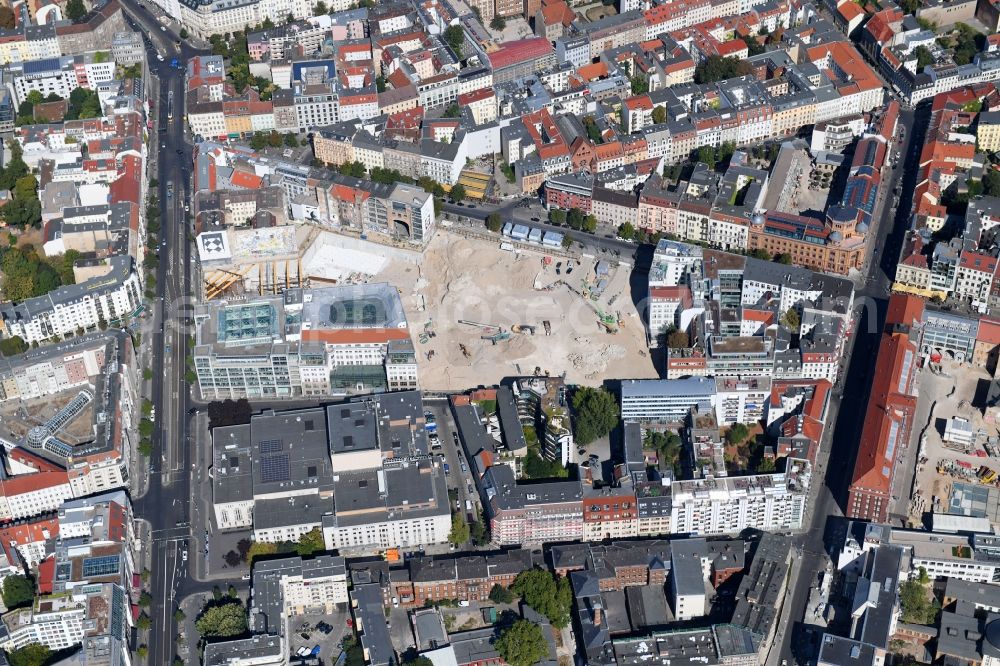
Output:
[121, 3, 217, 662]
[770, 102, 931, 666]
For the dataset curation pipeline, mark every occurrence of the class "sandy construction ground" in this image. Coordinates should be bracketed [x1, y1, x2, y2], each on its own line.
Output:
[377, 230, 658, 389]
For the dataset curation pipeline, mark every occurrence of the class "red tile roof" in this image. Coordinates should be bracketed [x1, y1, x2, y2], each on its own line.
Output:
[230, 170, 263, 190]
[486, 37, 554, 70]
[848, 331, 918, 515]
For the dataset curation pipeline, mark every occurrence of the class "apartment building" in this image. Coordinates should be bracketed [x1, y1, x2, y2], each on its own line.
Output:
[669, 469, 810, 534]
[252, 555, 349, 617]
[841, 521, 1000, 584]
[0, 256, 142, 345]
[404, 550, 534, 605]
[483, 465, 584, 546]
[0, 583, 131, 656]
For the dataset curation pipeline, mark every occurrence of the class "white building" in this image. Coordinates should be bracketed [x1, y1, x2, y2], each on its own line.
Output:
[0, 257, 142, 344]
[670, 467, 810, 535]
[620, 377, 717, 423]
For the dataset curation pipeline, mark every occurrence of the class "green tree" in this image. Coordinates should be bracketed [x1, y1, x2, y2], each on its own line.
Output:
[914, 45, 934, 70]
[138, 440, 154, 457]
[179, 28, 189, 39]
[489, 584, 514, 604]
[666, 326, 689, 348]
[617, 222, 635, 240]
[758, 457, 776, 472]
[443, 103, 462, 118]
[444, 25, 465, 56]
[143, 368, 154, 380]
[486, 212, 503, 232]
[651, 106, 666, 124]
[566, 207, 585, 230]
[8, 644, 51, 666]
[65, 88, 101, 120]
[337, 161, 367, 178]
[247, 541, 278, 563]
[775, 253, 792, 265]
[450, 184, 467, 203]
[781, 307, 800, 332]
[136, 613, 152, 630]
[899, 579, 938, 625]
[470, 519, 487, 545]
[524, 452, 568, 479]
[283, 133, 299, 148]
[646, 430, 682, 473]
[630, 75, 649, 95]
[65, 0, 87, 21]
[496, 620, 547, 666]
[490, 15, 506, 30]
[1, 575, 34, 609]
[0, 336, 28, 356]
[25, 91, 43, 106]
[405, 658, 434, 666]
[571, 387, 619, 445]
[56, 249, 80, 285]
[136, 646, 149, 658]
[2, 197, 41, 228]
[548, 208, 566, 225]
[511, 568, 572, 627]
[448, 512, 470, 546]
[313, 0, 328, 14]
[694, 56, 753, 84]
[295, 527, 324, 556]
[500, 162, 515, 183]
[726, 423, 750, 446]
[986, 169, 1000, 197]
[697, 145, 717, 169]
[139, 419, 154, 438]
[195, 602, 248, 638]
[742, 35, 765, 56]
[174, 608, 186, 622]
[139, 591, 153, 607]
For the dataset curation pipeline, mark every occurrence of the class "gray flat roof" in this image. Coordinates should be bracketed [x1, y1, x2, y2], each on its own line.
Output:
[621, 377, 717, 399]
[353, 583, 395, 666]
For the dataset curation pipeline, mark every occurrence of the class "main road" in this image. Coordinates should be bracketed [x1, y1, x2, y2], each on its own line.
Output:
[770, 102, 931, 666]
[121, 2, 211, 663]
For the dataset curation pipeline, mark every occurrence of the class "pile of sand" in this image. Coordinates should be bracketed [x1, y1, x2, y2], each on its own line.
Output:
[568, 339, 627, 377]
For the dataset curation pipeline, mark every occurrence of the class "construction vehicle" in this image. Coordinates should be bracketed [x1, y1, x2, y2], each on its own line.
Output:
[511, 324, 535, 335]
[543, 321, 552, 335]
[979, 466, 997, 483]
[596, 309, 619, 333]
[482, 331, 511, 344]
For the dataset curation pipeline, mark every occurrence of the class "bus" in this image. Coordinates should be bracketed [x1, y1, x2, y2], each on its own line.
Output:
[167, 90, 174, 121]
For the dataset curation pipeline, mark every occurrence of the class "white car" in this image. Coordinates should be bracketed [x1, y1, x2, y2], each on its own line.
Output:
[160, 25, 167, 31]
[156, 54, 164, 61]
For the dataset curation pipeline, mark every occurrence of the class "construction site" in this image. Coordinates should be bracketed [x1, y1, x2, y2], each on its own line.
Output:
[376, 230, 658, 389]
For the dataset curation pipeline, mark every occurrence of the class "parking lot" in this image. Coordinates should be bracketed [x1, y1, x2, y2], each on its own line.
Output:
[288, 606, 351, 663]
